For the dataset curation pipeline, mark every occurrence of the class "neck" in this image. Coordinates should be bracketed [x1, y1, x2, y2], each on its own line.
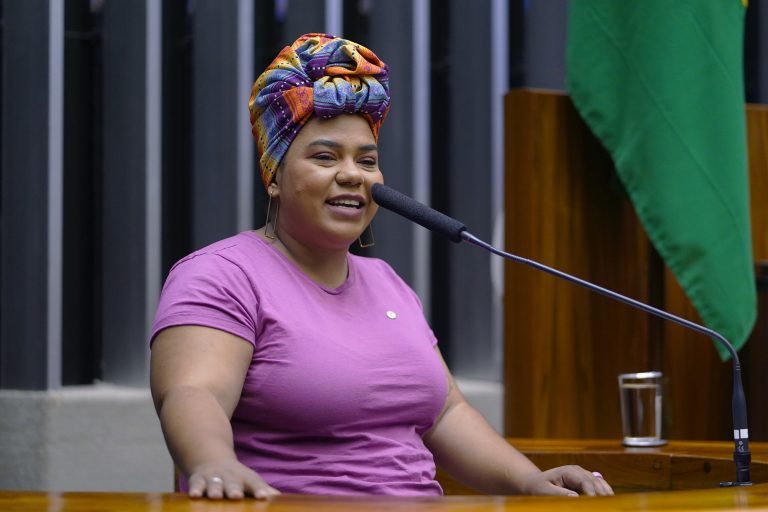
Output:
[256, 226, 350, 288]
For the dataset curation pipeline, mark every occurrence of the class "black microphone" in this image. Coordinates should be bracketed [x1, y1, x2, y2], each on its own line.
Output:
[371, 183, 467, 242]
[371, 183, 752, 487]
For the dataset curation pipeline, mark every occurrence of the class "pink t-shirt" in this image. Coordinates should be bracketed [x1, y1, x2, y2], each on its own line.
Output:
[151, 231, 448, 496]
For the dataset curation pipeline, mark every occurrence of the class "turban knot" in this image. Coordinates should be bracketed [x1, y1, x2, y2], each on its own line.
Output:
[249, 33, 391, 187]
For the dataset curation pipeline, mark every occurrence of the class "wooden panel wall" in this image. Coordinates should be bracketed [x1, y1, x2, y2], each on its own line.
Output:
[504, 89, 767, 441]
[503, 90, 654, 439]
[745, 106, 768, 441]
[663, 104, 768, 440]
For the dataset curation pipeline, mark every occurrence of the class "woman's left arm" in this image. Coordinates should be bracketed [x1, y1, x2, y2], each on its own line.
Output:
[423, 348, 614, 497]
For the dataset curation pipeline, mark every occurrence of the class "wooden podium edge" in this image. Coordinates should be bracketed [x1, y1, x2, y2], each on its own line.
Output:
[438, 439, 768, 495]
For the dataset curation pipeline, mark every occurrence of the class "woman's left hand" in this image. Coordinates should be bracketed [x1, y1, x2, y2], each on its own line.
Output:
[519, 465, 614, 496]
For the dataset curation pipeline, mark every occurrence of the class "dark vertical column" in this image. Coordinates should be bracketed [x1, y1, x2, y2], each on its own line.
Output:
[509, 0, 526, 88]
[430, 0, 453, 363]
[191, 0, 253, 249]
[0, 0, 62, 390]
[0, 2, 3, 219]
[251, 1, 281, 226]
[441, 1, 496, 378]
[745, 1, 768, 103]
[62, 0, 99, 385]
[523, 0, 569, 90]
[101, 0, 161, 385]
[161, 0, 193, 275]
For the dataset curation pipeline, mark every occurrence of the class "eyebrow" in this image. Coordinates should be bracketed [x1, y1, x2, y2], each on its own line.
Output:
[307, 139, 378, 152]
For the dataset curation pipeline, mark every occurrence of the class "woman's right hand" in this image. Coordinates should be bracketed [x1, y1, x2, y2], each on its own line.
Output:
[152, 327, 277, 500]
[187, 459, 281, 500]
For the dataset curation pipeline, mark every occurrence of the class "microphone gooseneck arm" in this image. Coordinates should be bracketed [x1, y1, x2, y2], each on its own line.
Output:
[371, 183, 751, 486]
[459, 231, 751, 486]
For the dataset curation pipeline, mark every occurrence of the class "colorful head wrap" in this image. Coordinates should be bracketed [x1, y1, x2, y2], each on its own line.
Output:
[249, 33, 391, 188]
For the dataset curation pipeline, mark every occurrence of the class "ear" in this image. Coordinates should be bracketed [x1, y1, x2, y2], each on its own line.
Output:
[267, 180, 279, 199]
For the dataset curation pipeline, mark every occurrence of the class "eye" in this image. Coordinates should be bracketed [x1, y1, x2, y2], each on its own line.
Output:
[359, 157, 378, 167]
[312, 153, 336, 162]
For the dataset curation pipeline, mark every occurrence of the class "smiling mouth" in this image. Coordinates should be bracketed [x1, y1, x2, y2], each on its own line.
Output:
[326, 199, 363, 209]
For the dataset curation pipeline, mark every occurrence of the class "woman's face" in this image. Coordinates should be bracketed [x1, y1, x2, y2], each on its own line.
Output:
[271, 114, 383, 251]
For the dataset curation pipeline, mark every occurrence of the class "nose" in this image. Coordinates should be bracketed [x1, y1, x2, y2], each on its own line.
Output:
[335, 158, 364, 187]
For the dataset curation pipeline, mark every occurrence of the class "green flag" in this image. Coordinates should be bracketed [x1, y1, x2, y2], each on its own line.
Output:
[566, 0, 756, 359]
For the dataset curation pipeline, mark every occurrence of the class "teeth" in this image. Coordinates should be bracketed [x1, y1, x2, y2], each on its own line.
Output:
[328, 199, 361, 208]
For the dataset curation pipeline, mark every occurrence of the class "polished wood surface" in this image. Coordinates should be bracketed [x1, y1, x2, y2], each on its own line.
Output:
[742, 101, 768, 442]
[440, 439, 768, 494]
[747, 103, 768, 262]
[504, 89, 768, 441]
[3, 440, 768, 511]
[2, 488, 768, 512]
[504, 89, 653, 439]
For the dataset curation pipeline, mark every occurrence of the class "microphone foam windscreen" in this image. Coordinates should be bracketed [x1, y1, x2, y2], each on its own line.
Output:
[371, 184, 466, 243]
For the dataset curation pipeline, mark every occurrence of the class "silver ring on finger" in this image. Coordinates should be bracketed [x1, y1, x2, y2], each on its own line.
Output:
[210, 476, 224, 485]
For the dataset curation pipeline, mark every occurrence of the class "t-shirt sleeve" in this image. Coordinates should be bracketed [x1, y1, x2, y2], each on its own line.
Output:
[150, 253, 259, 347]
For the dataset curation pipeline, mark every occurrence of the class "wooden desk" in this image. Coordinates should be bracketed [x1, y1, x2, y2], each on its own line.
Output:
[2, 440, 767, 511]
[439, 438, 768, 494]
[2, 485, 768, 511]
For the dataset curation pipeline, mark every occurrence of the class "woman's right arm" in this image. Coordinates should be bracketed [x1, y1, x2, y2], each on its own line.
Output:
[150, 325, 280, 500]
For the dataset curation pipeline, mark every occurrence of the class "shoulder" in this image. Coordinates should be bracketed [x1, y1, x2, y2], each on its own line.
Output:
[153, 233, 272, 344]
[168, 232, 270, 279]
[160, 232, 280, 305]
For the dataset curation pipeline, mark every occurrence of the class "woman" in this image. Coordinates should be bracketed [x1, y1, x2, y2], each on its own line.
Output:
[150, 33, 613, 500]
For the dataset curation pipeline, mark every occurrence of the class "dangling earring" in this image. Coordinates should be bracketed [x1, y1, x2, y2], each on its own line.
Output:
[264, 189, 279, 240]
[358, 223, 375, 248]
